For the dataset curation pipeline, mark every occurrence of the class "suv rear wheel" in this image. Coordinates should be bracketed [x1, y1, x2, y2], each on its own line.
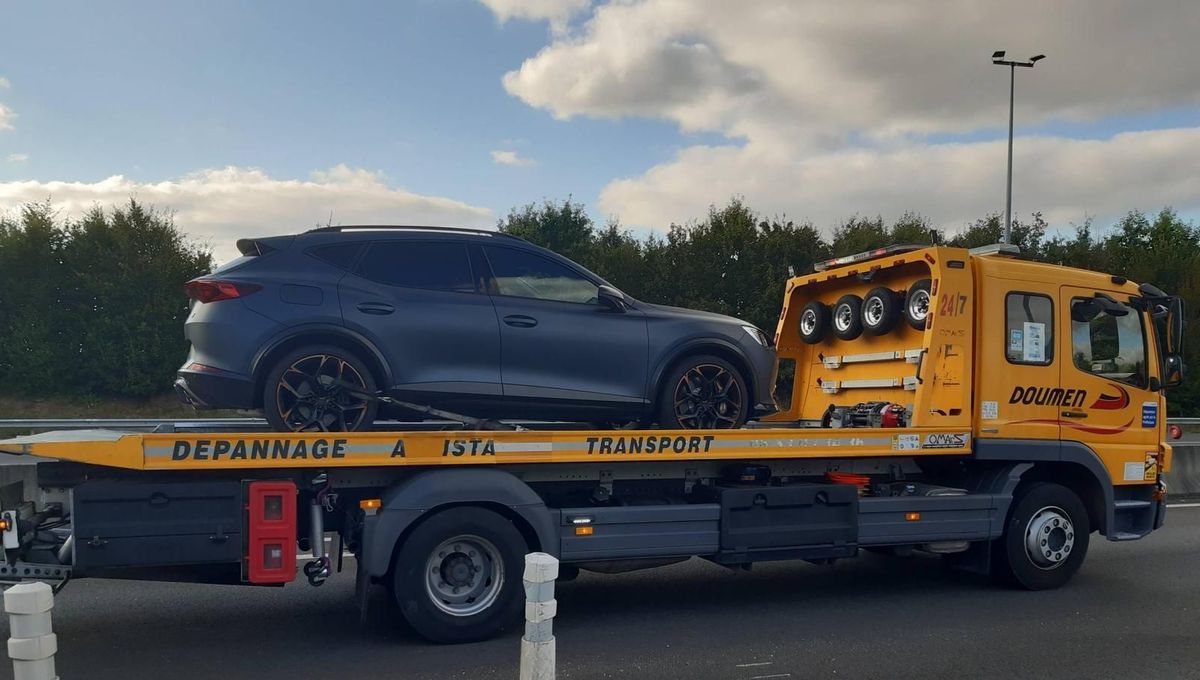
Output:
[657, 354, 750, 429]
[263, 345, 379, 432]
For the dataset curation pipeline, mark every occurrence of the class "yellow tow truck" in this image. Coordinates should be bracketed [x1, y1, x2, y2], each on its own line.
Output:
[0, 243, 1185, 643]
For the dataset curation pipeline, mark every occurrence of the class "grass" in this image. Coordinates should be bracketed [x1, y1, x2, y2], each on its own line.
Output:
[0, 393, 244, 420]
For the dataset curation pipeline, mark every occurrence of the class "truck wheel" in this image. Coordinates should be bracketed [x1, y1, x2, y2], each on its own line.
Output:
[657, 354, 749, 429]
[393, 507, 528, 644]
[994, 482, 1090, 590]
[263, 345, 378, 432]
[832, 294, 864, 340]
[861, 287, 901, 335]
[799, 301, 831, 344]
[905, 279, 932, 330]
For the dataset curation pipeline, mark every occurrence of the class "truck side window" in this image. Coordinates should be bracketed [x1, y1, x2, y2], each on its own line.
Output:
[1005, 293, 1054, 365]
[1070, 298, 1147, 388]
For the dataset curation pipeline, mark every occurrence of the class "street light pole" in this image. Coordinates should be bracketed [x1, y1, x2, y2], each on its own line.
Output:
[991, 50, 1045, 245]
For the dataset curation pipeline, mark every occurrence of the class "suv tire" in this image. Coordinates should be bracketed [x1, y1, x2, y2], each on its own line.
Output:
[263, 344, 379, 432]
[658, 354, 750, 429]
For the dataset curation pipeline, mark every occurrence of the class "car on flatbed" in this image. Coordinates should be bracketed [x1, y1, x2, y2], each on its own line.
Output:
[175, 225, 778, 432]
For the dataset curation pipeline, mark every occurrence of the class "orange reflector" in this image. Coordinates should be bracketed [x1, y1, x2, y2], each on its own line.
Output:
[1153, 487, 1167, 502]
[360, 498, 382, 510]
[574, 526, 594, 536]
[905, 512, 921, 522]
[0, 518, 8, 531]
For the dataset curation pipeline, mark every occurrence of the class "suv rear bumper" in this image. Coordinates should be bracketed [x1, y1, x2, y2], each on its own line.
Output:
[175, 368, 256, 410]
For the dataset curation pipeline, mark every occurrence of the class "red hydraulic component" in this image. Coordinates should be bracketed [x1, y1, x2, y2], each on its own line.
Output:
[246, 480, 297, 584]
[879, 403, 906, 428]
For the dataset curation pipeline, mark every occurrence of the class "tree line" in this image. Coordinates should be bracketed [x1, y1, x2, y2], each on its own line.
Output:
[1, 197, 1198, 414]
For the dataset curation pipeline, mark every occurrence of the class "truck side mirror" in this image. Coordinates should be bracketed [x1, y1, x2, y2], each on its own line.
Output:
[1163, 354, 1185, 388]
[597, 285, 627, 312]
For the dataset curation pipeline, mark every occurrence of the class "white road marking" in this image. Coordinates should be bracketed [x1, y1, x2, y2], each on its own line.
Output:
[748, 674, 791, 679]
[1168, 502, 1200, 508]
[736, 662, 773, 668]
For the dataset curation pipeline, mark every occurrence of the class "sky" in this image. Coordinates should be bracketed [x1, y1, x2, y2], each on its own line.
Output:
[1, 0, 1198, 263]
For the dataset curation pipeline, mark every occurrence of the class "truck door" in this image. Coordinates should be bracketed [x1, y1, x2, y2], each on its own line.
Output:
[978, 284, 1060, 441]
[1057, 285, 1160, 483]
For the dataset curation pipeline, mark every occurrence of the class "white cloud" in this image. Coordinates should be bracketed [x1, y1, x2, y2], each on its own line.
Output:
[501, 1, 1200, 234]
[0, 165, 494, 263]
[599, 127, 1200, 236]
[0, 77, 9, 89]
[5, 153, 28, 163]
[0, 103, 14, 131]
[490, 149, 535, 167]
[480, 0, 590, 32]
[504, 1, 1200, 145]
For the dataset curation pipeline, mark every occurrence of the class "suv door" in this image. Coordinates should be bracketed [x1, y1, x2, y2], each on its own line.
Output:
[480, 244, 649, 410]
[338, 239, 502, 403]
[1058, 285, 1161, 484]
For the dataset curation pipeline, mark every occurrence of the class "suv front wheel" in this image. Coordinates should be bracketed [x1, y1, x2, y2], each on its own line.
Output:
[263, 345, 379, 432]
[657, 354, 750, 429]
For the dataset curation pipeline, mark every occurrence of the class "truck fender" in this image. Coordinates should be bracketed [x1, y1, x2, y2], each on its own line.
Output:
[360, 468, 558, 578]
[974, 439, 1116, 537]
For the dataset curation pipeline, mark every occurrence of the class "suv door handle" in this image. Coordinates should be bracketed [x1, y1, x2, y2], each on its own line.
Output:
[356, 302, 395, 315]
[503, 314, 538, 328]
[1061, 410, 1088, 419]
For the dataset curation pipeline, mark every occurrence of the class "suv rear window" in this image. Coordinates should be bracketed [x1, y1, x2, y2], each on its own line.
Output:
[356, 241, 474, 292]
[309, 243, 363, 270]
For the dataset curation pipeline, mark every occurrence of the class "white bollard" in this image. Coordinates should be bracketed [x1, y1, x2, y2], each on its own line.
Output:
[5, 582, 58, 680]
[520, 552, 558, 680]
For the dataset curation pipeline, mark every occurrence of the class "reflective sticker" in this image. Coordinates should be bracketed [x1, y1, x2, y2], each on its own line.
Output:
[1142, 401, 1158, 428]
[1123, 461, 1144, 482]
[981, 400, 999, 420]
[1144, 452, 1158, 481]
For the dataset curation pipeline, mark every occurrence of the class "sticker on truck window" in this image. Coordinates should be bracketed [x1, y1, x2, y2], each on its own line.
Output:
[1008, 329, 1023, 353]
[1022, 322, 1046, 363]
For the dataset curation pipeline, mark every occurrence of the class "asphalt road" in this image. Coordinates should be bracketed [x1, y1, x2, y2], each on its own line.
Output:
[4, 507, 1199, 680]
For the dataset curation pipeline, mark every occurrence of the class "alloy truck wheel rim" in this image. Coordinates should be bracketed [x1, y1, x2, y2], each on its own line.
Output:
[908, 290, 930, 322]
[673, 364, 744, 429]
[276, 354, 370, 432]
[800, 309, 818, 336]
[1024, 506, 1075, 570]
[834, 304, 853, 332]
[864, 297, 885, 326]
[424, 535, 504, 617]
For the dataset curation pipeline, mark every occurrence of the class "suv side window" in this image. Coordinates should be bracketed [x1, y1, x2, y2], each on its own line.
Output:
[1071, 298, 1147, 388]
[1005, 293, 1054, 365]
[483, 246, 599, 304]
[356, 241, 474, 292]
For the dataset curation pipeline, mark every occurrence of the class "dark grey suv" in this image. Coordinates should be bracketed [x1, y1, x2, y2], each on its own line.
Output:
[176, 226, 777, 431]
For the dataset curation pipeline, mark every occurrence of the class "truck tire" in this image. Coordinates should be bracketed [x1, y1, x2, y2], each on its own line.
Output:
[392, 507, 528, 643]
[263, 345, 379, 432]
[905, 279, 932, 331]
[657, 354, 750, 429]
[993, 482, 1090, 590]
[799, 301, 831, 344]
[832, 294, 864, 340]
[861, 287, 901, 335]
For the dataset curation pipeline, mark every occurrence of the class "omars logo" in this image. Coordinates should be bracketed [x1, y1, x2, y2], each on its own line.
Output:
[1089, 384, 1130, 410]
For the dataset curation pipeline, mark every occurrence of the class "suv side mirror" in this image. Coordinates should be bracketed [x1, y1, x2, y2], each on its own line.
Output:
[597, 285, 626, 312]
[1164, 354, 1186, 388]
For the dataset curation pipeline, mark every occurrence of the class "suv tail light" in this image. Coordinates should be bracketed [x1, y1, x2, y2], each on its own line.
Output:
[185, 280, 262, 303]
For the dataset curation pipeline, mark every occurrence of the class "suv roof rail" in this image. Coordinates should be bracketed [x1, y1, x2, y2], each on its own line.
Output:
[304, 224, 521, 239]
[813, 244, 926, 272]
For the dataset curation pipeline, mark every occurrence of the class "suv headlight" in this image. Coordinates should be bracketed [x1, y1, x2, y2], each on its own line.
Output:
[742, 325, 770, 347]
